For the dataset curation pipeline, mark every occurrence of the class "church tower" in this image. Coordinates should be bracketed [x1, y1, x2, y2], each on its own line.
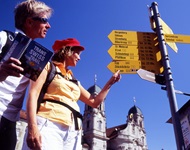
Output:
[107, 104, 148, 150]
[82, 83, 108, 150]
[127, 105, 148, 149]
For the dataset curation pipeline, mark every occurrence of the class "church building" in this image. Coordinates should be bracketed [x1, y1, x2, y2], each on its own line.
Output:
[82, 84, 148, 150]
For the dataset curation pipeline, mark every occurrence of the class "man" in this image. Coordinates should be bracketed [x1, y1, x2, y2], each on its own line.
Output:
[0, 0, 53, 149]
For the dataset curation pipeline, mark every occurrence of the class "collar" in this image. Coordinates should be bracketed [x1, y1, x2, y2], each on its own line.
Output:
[15, 29, 26, 35]
[53, 61, 73, 76]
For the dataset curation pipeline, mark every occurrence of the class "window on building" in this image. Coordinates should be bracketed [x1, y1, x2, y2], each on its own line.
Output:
[99, 104, 102, 111]
[87, 121, 90, 129]
[87, 105, 92, 110]
[132, 125, 135, 134]
[98, 120, 102, 130]
[142, 136, 144, 145]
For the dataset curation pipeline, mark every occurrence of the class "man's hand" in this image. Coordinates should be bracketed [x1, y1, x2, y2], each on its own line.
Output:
[0, 57, 24, 77]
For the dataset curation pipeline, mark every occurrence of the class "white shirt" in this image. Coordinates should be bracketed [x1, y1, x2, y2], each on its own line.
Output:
[0, 29, 29, 122]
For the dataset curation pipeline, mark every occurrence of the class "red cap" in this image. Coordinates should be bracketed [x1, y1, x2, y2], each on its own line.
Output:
[52, 38, 85, 52]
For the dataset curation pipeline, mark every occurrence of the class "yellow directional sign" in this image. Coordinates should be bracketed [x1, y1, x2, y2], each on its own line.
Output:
[108, 44, 161, 61]
[108, 45, 139, 60]
[165, 34, 190, 44]
[160, 18, 178, 53]
[150, 17, 178, 52]
[107, 60, 140, 74]
[108, 30, 158, 45]
[107, 30, 163, 74]
[107, 60, 163, 74]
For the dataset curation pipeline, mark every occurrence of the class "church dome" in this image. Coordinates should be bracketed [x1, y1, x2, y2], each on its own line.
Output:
[128, 105, 143, 116]
[87, 84, 101, 95]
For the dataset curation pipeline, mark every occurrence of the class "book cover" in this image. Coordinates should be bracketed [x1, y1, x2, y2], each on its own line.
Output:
[3, 33, 53, 81]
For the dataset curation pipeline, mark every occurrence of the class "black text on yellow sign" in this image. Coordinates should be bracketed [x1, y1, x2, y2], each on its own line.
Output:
[164, 34, 190, 44]
[107, 60, 163, 74]
[150, 17, 178, 52]
[108, 44, 161, 61]
[108, 30, 158, 45]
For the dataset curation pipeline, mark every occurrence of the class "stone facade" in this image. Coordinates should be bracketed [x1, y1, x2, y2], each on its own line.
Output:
[82, 84, 148, 150]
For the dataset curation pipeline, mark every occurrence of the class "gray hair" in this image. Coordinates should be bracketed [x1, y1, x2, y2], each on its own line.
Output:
[14, 0, 53, 30]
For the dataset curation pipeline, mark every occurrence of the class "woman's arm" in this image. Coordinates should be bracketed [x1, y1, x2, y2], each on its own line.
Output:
[26, 67, 48, 149]
[79, 70, 121, 108]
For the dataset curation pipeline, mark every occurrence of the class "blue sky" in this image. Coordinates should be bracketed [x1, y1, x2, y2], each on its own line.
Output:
[1, 0, 190, 149]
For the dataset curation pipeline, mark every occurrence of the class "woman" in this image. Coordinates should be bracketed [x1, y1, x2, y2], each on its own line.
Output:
[23, 38, 121, 150]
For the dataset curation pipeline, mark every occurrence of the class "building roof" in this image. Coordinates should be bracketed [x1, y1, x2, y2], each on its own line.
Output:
[167, 99, 190, 124]
[87, 84, 101, 95]
[106, 123, 127, 139]
[128, 105, 143, 116]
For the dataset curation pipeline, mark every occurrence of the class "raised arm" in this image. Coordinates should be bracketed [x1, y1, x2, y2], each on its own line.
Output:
[79, 70, 121, 108]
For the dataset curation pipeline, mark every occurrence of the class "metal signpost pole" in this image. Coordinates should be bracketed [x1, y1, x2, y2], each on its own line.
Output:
[151, 2, 185, 150]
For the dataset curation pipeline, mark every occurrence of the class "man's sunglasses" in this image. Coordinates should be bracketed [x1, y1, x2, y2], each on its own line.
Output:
[32, 17, 48, 24]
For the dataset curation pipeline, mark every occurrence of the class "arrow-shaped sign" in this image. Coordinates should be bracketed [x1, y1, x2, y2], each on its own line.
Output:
[137, 68, 165, 85]
[108, 30, 158, 45]
[107, 60, 163, 74]
[108, 44, 161, 61]
[108, 45, 139, 60]
[165, 34, 190, 44]
[150, 17, 178, 52]
[107, 60, 140, 74]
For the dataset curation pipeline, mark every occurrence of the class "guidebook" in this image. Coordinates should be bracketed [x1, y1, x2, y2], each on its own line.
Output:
[2, 32, 53, 81]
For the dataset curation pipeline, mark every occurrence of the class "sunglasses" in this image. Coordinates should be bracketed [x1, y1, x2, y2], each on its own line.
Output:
[32, 17, 48, 24]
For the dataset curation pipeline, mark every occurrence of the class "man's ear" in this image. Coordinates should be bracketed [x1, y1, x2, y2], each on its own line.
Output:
[25, 18, 33, 27]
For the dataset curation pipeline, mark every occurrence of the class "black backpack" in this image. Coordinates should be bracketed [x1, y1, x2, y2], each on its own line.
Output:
[36, 61, 56, 112]
[0, 30, 15, 62]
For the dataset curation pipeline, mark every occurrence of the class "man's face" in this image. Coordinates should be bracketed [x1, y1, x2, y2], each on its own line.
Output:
[25, 14, 51, 39]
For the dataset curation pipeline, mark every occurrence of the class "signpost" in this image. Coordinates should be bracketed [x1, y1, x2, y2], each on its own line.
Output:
[150, 2, 185, 149]
[107, 30, 163, 74]
[107, 2, 190, 149]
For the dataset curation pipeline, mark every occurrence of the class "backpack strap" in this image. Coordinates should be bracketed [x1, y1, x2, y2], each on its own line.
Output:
[0, 30, 15, 62]
[36, 61, 56, 112]
[42, 99, 83, 130]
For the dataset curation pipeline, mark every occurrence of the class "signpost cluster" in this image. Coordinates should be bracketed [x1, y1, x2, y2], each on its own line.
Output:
[107, 30, 163, 74]
[107, 2, 190, 150]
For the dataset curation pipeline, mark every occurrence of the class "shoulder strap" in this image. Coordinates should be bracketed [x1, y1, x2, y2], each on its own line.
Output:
[36, 61, 56, 112]
[0, 30, 15, 61]
[42, 99, 83, 130]
[56, 71, 79, 86]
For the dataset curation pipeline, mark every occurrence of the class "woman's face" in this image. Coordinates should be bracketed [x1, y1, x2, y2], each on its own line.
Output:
[66, 49, 82, 67]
